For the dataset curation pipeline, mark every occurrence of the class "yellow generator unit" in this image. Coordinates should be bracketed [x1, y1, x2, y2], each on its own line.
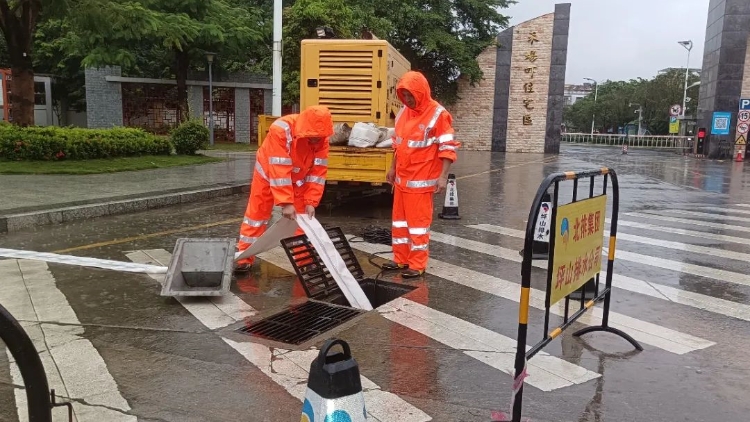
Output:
[300, 39, 411, 128]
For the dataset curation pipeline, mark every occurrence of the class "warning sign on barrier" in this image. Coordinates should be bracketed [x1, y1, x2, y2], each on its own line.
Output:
[736, 135, 746, 145]
[549, 195, 607, 305]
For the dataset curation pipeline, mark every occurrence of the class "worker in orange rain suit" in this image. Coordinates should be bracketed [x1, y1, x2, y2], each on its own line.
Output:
[235, 105, 334, 271]
[382, 71, 461, 278]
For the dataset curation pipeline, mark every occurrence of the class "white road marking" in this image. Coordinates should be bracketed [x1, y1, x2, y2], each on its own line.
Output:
[126, 249, 431, 422]
[469, 223, 750, 262]
[0, 248, 166, 273]
[349, 238, 715, 355]
[465, 224, 750, 288]
[259, 248, 601, 392]
[634, 209, 750, 224]
[0, 259, 134, 422]
[448, 226, 750, 323]
[609, 219, 750, 247]
[625, 213, 750, 234]
[693, 206, 750, 215]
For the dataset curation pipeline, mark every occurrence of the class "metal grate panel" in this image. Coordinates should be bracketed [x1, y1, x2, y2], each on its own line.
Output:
[280, 227, 365, 300]
[318, 50, 374, 118]
[236, 301, 363, 345]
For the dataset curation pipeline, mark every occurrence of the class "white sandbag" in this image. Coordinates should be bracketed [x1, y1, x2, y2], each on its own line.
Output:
[375, 139, 393, 148]
[329, 122, 351, 146]
[348, 122, 380, 148]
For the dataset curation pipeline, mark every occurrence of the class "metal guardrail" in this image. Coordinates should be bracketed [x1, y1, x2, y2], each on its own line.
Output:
[563, 133, 693, 152]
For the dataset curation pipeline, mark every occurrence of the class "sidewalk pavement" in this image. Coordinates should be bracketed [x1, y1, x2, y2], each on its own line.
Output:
[0, 152, 255, 234]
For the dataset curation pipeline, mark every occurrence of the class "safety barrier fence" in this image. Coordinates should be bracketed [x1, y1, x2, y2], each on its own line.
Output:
[0, 303, 72, 422]
[510, 167, 643, 422]
[563, 133, 692, 152]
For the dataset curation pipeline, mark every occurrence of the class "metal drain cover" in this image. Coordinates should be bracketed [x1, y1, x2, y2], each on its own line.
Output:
[236, 301, 363, 345]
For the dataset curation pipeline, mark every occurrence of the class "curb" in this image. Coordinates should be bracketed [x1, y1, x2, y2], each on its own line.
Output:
[0, 182, 250, 234]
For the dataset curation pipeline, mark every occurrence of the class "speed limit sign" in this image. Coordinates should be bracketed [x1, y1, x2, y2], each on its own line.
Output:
[739, 110, 750, 123]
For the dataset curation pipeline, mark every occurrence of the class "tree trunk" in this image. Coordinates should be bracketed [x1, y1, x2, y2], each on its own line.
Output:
[9, 56, 34, 126]
[175, 49, 189, 124]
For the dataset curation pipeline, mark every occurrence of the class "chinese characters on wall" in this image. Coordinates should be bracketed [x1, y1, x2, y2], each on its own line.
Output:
[522, 31, 539, 126]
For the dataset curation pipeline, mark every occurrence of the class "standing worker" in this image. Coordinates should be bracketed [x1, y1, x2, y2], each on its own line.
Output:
[383, 71, 461, 278]
[235, 105, 334, 271]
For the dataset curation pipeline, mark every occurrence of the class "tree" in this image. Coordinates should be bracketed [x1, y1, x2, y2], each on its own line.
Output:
[0, 0, 54, 126]
[280, 0, 512, 105]
[563, 69, 700, 135]
[70, 0, 263, 122]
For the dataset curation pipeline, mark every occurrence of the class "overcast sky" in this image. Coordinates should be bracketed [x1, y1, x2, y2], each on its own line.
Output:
[504, 0, 709, 84]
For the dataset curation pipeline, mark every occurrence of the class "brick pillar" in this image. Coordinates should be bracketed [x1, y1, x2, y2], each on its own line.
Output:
[234, 87, 251, 143]
[84, 66, 123, 128]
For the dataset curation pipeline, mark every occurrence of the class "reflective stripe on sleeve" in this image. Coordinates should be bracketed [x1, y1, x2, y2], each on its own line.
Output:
[314, 158, 328, 166]
[272, 120, 293, 153]
[269, 156, 293, 165]
[439, 145, 456, 151]
[305, 175, 326, 185]
[254, 160, 269, 180]
[240, 236, 258, 244]
[270, 178, 293, 187]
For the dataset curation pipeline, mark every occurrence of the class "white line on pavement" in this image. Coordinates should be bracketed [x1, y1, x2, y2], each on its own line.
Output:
[259, 248, 600, 392]
[349, 238, 715, 355]
[466, 224, 750, 288]
[608, 219, 750, 247]
[0, 259, 135, 422]
[451, 225, 750, 324]
[470, 222, 750, 262]
[692, 206, 750, 215]
[126, 249, 431, 422]
[633, 210, 750, 224]
[625, 213, 750, 234]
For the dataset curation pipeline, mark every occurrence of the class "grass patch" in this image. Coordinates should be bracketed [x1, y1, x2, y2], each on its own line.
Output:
[205, 142, 258, 152]
[0, 155, 223, 175]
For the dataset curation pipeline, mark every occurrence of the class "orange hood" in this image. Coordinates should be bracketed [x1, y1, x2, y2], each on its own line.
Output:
[294, 105, 334, 139]
[396, 71, 438, 115]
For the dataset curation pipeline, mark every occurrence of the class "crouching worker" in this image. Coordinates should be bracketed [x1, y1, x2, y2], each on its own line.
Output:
[235, 105, 334, 271]
[383, 71, 461, 278]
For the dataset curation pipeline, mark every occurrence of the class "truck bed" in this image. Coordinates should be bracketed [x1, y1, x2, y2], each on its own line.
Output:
[327, 146, 393, 185]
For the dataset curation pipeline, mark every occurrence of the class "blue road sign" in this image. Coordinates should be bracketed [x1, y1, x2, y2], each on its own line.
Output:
[712, 112, 732, 135]
[741, 99, 750, 110]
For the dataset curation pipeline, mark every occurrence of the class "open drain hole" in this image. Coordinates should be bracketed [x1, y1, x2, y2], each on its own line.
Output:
[235, 227, 418, 345]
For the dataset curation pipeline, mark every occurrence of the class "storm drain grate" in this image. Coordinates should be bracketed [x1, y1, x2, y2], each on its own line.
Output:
[236, 301, 363, 345]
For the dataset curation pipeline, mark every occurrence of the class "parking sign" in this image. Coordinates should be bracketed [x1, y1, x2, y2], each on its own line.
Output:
[712, 112, 731, 135]
[741, 98, 750, 110]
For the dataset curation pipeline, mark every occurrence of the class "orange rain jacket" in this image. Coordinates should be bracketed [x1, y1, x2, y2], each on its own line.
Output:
[254, 106, 334, 208]
[392, 71, 461, 193]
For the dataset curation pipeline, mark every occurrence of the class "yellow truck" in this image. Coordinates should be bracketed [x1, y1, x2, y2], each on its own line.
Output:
[258, 38, 411, 201]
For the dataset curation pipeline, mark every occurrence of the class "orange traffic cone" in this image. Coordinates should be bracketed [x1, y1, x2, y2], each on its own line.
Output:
[737, 151, 744, 162]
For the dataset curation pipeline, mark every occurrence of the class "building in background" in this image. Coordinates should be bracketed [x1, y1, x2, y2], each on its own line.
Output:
[563, 83, 594, 106]
[696, 0, 750, 158]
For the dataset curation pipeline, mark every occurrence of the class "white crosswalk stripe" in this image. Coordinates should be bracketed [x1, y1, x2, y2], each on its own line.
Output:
[638, 209, 750, 224]
[1, 259, 135, 422]
[348, 239, 714, 355]
[258, 247, 600, 392]
[693, 206, 750, 215]
[464, 224, 750, 323]
[607, 219, 750, 247]
[464, 224, 750, 288]
[126, 249, 432, 422]
[627, 212, 750, 234]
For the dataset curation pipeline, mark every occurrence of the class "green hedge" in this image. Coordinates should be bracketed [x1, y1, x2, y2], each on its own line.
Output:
[0, 126, 173, 161]
[171, 119, 209, 155]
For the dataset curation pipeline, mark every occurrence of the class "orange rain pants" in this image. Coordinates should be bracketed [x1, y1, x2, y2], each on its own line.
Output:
[391, 189, 434, 271]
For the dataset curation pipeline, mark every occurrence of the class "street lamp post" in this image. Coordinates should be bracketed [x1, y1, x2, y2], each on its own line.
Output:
[206, 52, 216, 146]
[584, 77, 598, 135]
[678, 40, 693, 119]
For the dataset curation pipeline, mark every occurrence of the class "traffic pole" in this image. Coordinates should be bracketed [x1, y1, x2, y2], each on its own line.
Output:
[438, 173, 461, 220]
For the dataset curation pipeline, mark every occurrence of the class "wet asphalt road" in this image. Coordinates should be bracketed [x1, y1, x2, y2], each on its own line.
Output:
[1, 145, 750, 422]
